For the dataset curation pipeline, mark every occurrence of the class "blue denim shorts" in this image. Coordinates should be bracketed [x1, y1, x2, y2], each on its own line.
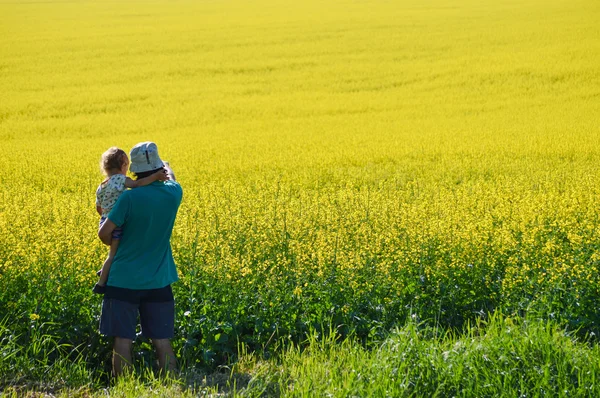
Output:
[99, 216, 123, 240]
[100, 285, 175, 340]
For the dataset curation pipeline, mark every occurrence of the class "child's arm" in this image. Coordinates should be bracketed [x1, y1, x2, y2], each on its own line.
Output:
[124, 170, 167, 189]
[95, 183, 105, 216]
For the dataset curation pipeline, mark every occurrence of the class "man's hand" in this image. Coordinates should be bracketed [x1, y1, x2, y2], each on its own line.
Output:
[98, 218, 117, 245]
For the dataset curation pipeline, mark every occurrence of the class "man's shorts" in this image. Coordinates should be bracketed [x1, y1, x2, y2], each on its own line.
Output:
[100, 285, 174, 340]
[99, 216, 123, 240]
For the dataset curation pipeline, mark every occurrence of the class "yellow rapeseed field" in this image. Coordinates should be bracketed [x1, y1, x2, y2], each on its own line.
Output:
[1, 0, 599, 363]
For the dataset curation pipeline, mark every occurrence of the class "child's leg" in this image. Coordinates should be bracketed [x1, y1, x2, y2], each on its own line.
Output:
[98, 238, 120, 286]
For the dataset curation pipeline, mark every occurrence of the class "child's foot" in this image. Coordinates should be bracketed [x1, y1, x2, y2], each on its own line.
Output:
[93, 283, 106, 294]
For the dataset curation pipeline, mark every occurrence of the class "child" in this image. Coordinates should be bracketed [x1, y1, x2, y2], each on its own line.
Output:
[93, 147, 167, 294]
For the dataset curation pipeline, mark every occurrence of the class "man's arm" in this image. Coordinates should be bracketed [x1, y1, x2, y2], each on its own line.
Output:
[98, 218, 117, 246]
[163, 162, 176, 181]
[125, 170, 167, 189]
[96, 205, 102, 216]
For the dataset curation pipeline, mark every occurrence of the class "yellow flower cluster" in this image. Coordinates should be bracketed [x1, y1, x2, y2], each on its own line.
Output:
[0, 0, 598, 335]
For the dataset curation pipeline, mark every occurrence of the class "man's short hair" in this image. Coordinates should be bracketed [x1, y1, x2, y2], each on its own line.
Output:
[133, 167, 164, 180]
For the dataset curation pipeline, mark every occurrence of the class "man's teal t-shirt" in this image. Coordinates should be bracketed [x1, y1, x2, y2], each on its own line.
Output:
[107, 180, 182, 290]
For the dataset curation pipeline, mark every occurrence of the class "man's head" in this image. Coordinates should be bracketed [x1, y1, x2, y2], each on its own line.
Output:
[130, 142, 164, 179]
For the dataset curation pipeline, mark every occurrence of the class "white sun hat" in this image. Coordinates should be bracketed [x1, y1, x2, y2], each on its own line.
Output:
[129, 141, 165, 173]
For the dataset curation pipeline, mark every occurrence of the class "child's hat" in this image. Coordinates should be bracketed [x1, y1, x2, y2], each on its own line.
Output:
[129, 142, 164, 173]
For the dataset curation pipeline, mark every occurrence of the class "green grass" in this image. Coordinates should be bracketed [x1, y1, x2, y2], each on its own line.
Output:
[270, 314, 600, 397]
[3, 314, 600, 397]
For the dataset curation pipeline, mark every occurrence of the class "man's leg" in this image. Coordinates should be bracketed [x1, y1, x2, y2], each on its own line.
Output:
[100, 294, 139, 378]
[113, 337, 133, 377]
[140, 286, 176, 375]
[152, 338, 177, 375]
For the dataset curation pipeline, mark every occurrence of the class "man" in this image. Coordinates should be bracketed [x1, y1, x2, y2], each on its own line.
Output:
[98, 141, 183, 377]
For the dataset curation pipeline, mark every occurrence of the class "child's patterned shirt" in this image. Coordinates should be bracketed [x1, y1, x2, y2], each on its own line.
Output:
[96, 174, 127, 218]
